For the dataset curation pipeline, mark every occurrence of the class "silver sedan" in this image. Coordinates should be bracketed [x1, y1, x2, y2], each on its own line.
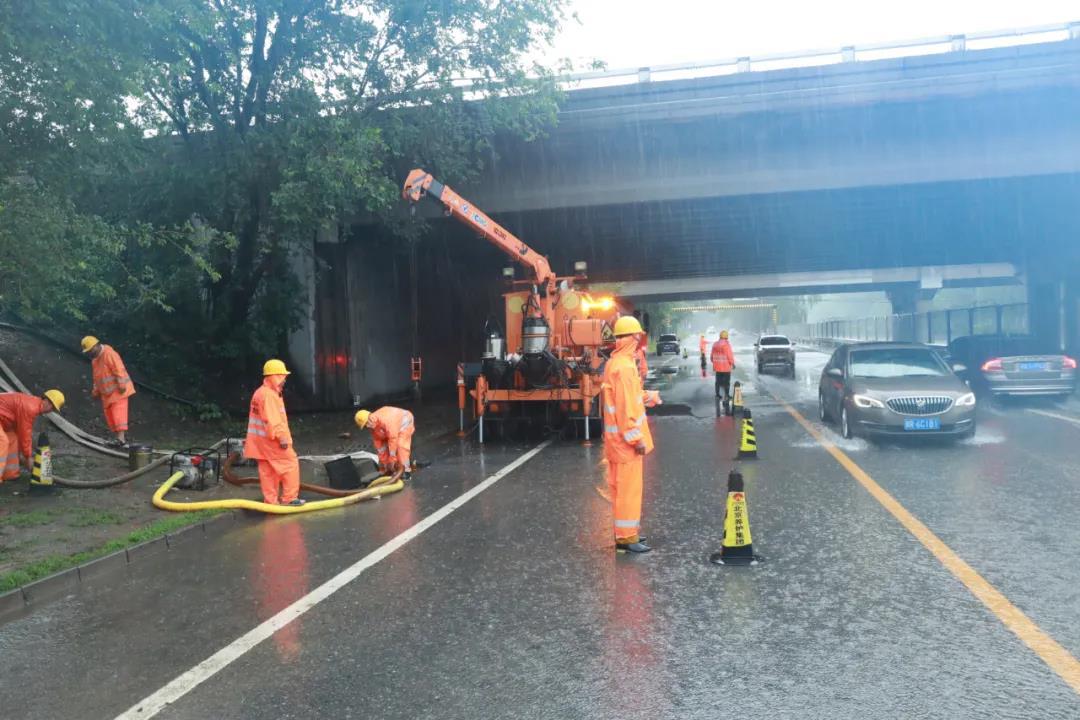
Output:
[818, 343, 977, 440]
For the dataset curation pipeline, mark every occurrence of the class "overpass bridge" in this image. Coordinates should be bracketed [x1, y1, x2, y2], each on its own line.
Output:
[295, 23, 1080, 403]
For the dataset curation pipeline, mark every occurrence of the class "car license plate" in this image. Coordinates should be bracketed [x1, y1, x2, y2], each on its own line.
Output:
[1018, 362, 1049, 371]
[904, 418, 941, 431]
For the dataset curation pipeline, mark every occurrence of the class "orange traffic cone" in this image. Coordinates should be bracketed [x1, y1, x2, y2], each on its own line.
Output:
[710, 469, 763, 566]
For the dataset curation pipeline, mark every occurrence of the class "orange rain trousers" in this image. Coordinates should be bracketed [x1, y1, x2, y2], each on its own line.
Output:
[103, 398, 129, 434]
[1, 430, 19, 482]
[257, 456, 300, 505]
[607, 456, 643, 543]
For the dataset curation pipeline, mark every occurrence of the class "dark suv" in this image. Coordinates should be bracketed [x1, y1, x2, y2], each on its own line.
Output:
[755, 335, 795, 377]
[656, 334, 680, 356]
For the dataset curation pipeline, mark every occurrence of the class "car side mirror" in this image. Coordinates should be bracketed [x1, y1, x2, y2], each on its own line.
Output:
[827, 368, 843, 379]
[754, 343, 759, 348]
[952, 363, 967, 373]
[790, 341, 797, 346]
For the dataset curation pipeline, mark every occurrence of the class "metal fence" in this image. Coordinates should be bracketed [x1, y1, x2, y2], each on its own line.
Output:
[779, 303, 1029, 348]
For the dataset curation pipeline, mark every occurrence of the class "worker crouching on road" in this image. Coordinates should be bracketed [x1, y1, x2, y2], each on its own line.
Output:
[355, 407, 415, 482]
[0, 390, 64, 482]
[711, 330, 736, 404]
[602, 316, 656, 554]
[245, 360, 304, 506]
[82, 336, 135, 447]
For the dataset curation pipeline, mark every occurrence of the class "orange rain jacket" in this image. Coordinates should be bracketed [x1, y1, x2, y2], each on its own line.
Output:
[91, 345, 136, 407]
[245, 377, 295, 461]
[0, 392, 46, 461]
[602, 337, 655, 464]
[711, 339, 735, 373]
[369, 406, 415, 467]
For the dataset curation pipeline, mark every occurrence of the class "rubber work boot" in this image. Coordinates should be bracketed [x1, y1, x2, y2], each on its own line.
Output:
[616, 540, 653, 554]
[286, 498, 306, 506]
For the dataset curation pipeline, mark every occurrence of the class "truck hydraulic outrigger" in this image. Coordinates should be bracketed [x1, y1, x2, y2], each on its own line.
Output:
[403, 169, 625, 442]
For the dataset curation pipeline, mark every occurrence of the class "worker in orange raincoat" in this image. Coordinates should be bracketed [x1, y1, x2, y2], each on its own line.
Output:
[602, 316, 656, 554]
[0, 390, 65, 482]
[82, 336, 135, 447]
[355, 406, 415, 482]
[245, 359, 304, 506]
[711, 330, 736, 404]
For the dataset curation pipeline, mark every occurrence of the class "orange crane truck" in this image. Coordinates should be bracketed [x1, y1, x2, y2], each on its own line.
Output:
[403, 169, 625, 442]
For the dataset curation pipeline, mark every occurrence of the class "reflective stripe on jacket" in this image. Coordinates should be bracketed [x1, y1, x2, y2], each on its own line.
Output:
[244, 378, 295, 461]
[601, 336, 654, 464]
[711, 340, 735, 372]
[91, 345, 136, 406]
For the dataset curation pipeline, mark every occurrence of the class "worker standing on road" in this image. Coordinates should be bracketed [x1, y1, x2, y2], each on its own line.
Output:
[245, 360, 304, 506]
[0, 390, 64, 482]
[602, 316, 655, 554]
[82, 336, 135, 447]
[355, 407, 416, 482]
[711, 330, 736, 404]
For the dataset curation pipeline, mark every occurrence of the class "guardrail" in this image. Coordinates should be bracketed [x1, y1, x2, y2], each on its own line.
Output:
[559, 21, 1080, 91]
[779, 303, 1029, 349]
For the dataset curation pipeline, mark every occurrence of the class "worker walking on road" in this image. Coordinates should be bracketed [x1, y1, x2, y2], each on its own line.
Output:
[711, 330, 736, 405]
[245, 360, 304, 506]
[355, 406, 416, 482]
[0, 390, 64, 482]
[82, 336, 135, 447]
[602, 316, 656, 554]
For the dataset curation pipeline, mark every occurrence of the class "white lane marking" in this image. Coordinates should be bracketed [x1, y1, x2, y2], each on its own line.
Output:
[115, 439, 553, 719]
[1027, 408, 1080, 427]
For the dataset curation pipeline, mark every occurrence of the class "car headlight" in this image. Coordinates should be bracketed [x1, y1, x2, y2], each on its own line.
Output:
[852, 394, 884, 409]
[955, 392, 976, 407]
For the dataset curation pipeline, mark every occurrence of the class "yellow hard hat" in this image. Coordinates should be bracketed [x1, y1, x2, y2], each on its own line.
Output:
[354, 409, 371, 428]
[43, 389, 65, 412]
[81, 336, 99, 353]
[612, 316, 644, 337]
[262, 359, 291, 376]
[720, 330, 729, 339]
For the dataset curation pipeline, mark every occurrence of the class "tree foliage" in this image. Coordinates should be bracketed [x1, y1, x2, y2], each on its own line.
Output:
[0, 0, 569, 385]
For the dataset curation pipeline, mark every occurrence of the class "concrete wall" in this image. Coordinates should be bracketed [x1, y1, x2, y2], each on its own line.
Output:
[290, 225, 507, 409]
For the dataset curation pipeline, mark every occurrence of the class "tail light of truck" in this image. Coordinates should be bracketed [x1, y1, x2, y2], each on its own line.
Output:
[981, 358, 1003, 372]
[1064, 356, 1077, 370]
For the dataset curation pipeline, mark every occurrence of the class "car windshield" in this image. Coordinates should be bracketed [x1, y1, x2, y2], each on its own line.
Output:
[759, 336, 788, 346]
[659, 334, 677, 342]
[848, 348, 949, 378]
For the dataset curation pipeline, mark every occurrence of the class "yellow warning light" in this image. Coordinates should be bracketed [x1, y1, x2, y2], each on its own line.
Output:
[582, 295, 615, 313]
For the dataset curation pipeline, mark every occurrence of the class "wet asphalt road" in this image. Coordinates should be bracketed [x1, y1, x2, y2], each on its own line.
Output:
[3, 345, 1080, 719]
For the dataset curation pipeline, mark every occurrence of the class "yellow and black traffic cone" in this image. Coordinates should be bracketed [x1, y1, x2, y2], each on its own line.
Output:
[710, 469, 764, 566]
[735, 409, 757, 459]
[732, 381, 744, 416]
[29, 432, 59, 496]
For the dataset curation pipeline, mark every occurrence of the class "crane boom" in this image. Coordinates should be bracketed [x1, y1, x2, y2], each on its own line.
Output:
[402, 169, 555, 288]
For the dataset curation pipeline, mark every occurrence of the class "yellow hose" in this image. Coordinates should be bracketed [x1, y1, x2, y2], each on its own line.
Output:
[152, 472, 404, 514]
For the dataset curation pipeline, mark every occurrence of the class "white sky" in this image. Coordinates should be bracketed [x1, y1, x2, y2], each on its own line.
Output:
[546, 0, 1079, 69]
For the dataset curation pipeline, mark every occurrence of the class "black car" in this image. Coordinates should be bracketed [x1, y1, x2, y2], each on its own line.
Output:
[948, 334, 1076, 397]
[656, 333, 680, 356]
[755, 335, 796, 377]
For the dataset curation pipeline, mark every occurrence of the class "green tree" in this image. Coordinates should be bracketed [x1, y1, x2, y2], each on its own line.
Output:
[116, 0, 569, 370]
[1, 0, 570, 385]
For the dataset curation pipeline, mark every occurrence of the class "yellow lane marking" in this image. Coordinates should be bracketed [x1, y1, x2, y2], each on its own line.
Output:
[776, 396, 1080, 695]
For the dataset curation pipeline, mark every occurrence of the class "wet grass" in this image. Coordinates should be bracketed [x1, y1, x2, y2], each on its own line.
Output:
[67, 508, 126, 527]
[0, 508, 226, 593]
[1, 509, 62, 528]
